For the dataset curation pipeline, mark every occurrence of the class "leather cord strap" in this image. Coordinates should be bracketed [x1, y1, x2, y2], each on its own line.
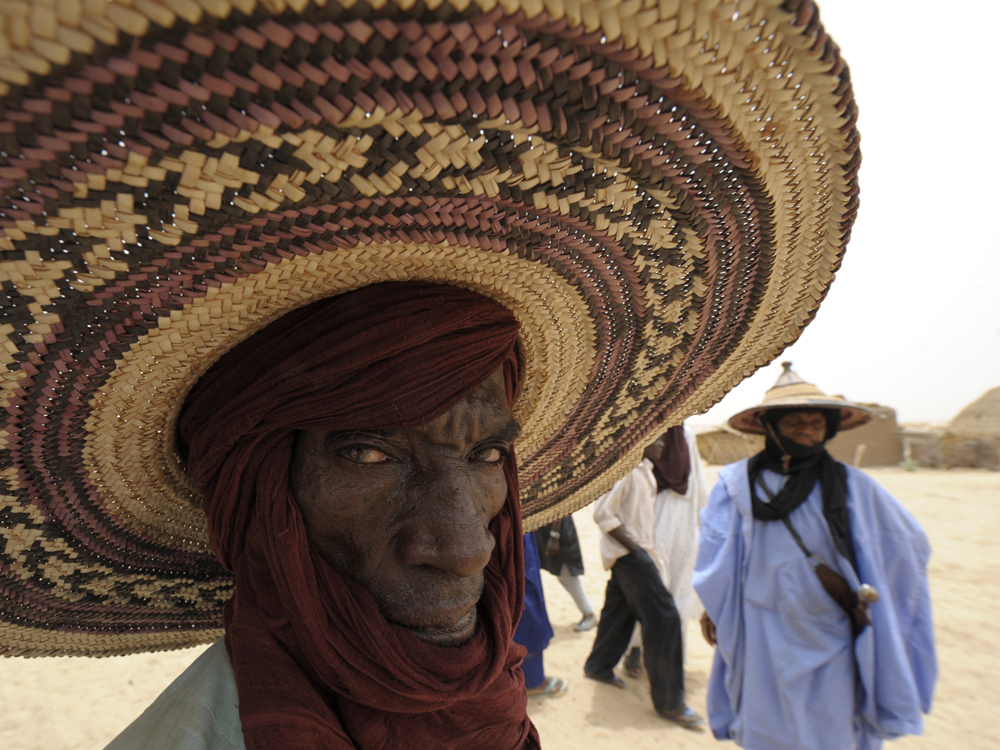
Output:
[755, 478, 871, 637]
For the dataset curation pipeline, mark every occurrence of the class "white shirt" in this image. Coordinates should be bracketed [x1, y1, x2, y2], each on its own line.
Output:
[592, 458, 664, 572]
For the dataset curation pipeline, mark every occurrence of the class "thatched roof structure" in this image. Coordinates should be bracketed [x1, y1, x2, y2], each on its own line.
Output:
[951, 387, 1000, 433]
[900, 386, 1000, 470]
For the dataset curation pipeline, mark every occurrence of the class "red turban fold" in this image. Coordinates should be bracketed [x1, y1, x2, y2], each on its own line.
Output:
[649, 425, 691, 496]
[178, 282, 537, 750]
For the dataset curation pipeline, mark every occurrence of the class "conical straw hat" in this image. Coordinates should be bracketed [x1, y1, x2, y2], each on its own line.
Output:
[0, 0, 861, 656]
[729, 363, 873, 434]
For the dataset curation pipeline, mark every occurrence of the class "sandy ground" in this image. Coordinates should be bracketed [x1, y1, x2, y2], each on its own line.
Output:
[1, 467, 997, 750]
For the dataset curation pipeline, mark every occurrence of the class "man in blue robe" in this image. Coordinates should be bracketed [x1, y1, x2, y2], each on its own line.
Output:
[693, 364, 936, 750]
[514, 532, 566, 698]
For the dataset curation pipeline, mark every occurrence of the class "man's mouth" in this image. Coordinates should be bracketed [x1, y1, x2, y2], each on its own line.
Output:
[790, 434, 822, 446]
[406, 609, 478, 647]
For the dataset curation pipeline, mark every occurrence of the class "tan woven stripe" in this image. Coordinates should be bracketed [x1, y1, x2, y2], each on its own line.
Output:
[3, 119, 681, 257]
[0, 468, 231, 626]
[0, 258, 75, 421]
[0, 621, 223, 658]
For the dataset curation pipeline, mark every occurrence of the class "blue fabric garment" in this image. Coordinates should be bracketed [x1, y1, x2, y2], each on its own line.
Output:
[693, 462, 936, 750]
[521, 651, 546, 689]
[513, 533, 554, 688]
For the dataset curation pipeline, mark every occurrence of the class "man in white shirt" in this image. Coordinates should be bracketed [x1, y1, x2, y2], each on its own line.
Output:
[583, 438, 705, 731]
[623, 424, 710, 676]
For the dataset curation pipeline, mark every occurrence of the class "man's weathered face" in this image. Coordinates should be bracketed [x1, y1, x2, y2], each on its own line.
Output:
[290, 368, 518, 647]
[776, 410, 827, 447]
[643, 436, 665, 463]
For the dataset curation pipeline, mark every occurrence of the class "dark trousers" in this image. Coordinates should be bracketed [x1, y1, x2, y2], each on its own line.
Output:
[584, 550, 685, 714]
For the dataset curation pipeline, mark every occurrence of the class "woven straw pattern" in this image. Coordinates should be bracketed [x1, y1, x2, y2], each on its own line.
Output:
[728, 363, 873, 434]
[0, 0, 859, 655]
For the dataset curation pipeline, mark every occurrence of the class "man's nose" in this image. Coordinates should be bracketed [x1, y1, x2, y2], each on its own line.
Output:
[397, 462, 496, 578]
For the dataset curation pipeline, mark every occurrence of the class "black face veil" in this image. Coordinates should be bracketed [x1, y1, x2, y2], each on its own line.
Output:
[748, 408, 856, 570]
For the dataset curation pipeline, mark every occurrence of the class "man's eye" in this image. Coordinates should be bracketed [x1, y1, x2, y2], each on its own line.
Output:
[473, 447, 504, 464]
[343, 446, 390, 463]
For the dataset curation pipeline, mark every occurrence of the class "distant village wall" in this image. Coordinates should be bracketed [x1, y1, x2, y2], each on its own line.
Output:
[903, 429, 1000, 470]
[695, 429, 762, 466]
[826, 405, 902, 467]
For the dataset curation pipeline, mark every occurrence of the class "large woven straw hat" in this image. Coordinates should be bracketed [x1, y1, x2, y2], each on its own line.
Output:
[0, 0, 860, 656]
[729, 362, 873, 434]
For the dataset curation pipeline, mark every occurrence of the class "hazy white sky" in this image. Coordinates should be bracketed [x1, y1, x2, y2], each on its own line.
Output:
[690, 0, 1000, 427]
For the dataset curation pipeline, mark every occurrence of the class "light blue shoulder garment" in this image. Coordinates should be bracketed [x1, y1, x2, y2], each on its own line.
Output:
[105, 639, 246, 750]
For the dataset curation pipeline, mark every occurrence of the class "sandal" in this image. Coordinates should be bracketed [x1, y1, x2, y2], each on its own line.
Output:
[526, 676, 569, 698]
[658, 706, 706, 731]
[584, 670, 628, 690]
[573, 613, 598, 632]
[623, 647, 643, 678]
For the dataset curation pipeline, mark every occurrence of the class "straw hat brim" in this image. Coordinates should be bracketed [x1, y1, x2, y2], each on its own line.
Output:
[729, 399, 874, 435]
[0, 0, 860, 655]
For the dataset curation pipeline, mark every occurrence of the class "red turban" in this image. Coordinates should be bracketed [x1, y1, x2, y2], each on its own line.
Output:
[649, 425, 691, 496]
[178, 282, 537, 750]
